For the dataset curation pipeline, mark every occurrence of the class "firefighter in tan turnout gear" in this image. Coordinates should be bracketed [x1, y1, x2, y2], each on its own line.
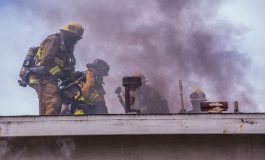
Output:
[20, 22, 84, 115]
[70, 59, 109, 115]
[116, 72, 169, 114]
[189, 88, 207, 113]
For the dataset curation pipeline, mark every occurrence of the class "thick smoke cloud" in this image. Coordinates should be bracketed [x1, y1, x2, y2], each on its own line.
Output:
[14, 0, 257, 112]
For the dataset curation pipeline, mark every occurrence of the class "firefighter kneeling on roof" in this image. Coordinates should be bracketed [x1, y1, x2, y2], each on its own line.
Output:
[63, 59, 110, 115]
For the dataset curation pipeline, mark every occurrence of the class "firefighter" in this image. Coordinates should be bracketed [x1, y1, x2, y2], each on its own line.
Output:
[116, 72, 169, 114]
[71, 59, 109, 115]
[189, 88, 207, 113]
[28, 22, 84, 115]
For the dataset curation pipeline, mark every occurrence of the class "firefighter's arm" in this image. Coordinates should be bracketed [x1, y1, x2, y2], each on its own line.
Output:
[81, 71, 94, 97]
[41, 37, 63, 78]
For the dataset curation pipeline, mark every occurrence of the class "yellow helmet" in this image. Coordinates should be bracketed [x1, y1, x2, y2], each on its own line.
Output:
[60, 22, 84, 39]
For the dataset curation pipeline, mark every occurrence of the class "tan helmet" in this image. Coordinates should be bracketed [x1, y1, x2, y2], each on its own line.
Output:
[190, 88, 207, 101]
[132, 72, 148, 84]
[60, 22, 84, 39]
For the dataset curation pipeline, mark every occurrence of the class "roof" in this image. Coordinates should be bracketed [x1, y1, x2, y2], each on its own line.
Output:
[0, 113, 265, 137]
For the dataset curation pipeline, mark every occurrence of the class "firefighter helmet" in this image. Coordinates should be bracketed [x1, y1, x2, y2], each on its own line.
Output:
[60, 22, 84, 39]
[132, 72, 148, 84]
[190, 88, 207, 101]
[87, 59, 110, 76]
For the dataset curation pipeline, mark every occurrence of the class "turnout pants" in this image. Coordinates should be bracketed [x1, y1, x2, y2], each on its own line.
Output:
[33, 79, 62, 115]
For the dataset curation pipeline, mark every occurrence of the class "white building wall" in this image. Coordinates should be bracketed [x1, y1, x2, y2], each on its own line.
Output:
[0, 114, 264, 160]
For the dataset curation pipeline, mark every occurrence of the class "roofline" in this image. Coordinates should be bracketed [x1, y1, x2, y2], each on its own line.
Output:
[1, 114, 265, 137]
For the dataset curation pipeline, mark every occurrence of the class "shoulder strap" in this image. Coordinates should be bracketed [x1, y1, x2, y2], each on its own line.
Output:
[55, 33, 76, 66]
[54, 33, 67, 52]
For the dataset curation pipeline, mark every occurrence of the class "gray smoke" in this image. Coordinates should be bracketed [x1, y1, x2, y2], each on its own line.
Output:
[56, 137, 76, 160]
[0, 137, 76, 160]
[14, 0, 257, 112]
[0, 139, 10, 159]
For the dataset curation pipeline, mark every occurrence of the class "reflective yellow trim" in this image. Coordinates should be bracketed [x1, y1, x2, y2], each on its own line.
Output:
[74, 109, 85, 115]
[75, 92, 99, 104]
[49, 65, 61, 75]
[36, 47, 43, 60]
[29, 78, 38, 84]
[88, 92, 99, 103]
[74, 92, 83, 100]
[79, 96, 85, 101]
[74, 91, 81, 99]
[29, 76, 38, 84]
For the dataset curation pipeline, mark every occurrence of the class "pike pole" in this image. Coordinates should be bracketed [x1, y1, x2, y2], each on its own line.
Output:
[179, 80, 186, 113]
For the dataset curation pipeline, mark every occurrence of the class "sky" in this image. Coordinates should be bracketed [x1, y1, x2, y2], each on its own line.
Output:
[220, 0, 265, 112]
[0, 0, 264, 115]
